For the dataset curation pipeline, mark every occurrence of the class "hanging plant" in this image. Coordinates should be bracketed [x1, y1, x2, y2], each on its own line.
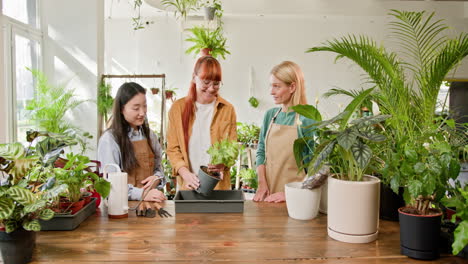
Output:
[185, 26, 230, 59]
[248, 97, 259, 108]
[98, 80, 114, 123]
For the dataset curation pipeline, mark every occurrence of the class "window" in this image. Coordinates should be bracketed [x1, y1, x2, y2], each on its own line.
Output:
[2, 0, 39, 28]
[3, 0, 42, 142]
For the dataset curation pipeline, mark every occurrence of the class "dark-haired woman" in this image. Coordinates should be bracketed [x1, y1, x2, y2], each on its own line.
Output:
[166, 56, 237, 191]
[97, 82, 166, 202]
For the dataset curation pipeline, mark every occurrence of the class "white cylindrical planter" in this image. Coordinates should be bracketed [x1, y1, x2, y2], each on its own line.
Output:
[285, 182, 322, 220]
[327, 175, 380, 243]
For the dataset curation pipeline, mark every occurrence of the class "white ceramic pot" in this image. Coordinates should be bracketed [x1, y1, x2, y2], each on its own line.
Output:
[327, 175, 380, 243]
[285, 182, 322, 220]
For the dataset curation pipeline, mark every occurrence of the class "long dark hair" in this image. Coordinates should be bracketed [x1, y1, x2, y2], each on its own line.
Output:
[182, 56, 222, 149]
[109, 82, 154, 172]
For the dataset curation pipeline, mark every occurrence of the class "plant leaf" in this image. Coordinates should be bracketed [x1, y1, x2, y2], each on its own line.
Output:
[351, 140, 372, 169]
[39, 209, 55, 221]
[291, 105, 322, 122]
[23, 219, 41, 232]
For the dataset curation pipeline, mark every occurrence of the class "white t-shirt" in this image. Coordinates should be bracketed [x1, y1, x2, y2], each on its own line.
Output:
[189, 100, 216, 174]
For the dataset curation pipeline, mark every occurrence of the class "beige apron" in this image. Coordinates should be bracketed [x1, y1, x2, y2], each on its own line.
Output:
[127, 140, 155, 188]
[265, 109, 306, 193]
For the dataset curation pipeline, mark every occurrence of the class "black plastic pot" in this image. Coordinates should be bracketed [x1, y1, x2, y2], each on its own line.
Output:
[196, 166, 221, 196]
[0, 229, 36, 264]
[399, 207, 442, 260]
[379, 183, 405, 221]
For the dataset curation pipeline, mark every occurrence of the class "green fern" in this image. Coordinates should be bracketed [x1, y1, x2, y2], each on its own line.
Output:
[185, 26, 231, 59]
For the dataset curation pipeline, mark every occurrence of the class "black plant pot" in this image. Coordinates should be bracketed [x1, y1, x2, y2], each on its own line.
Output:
[0, 229, 36, 264]
[399, 207, 442, 260]
[379, 183, 405, 221]
[196, 166, 221, 196]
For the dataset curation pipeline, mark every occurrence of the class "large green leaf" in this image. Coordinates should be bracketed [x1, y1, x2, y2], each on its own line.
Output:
[0, 142, 25, 159]
[293, 137, 309, 169]
[351, 114, 391, 129]
[5, 221, 17, 233]
[39, 208, 55, 221]
[340, 87, 375, 128]
[0, 198, 14, 219]
[94, 179, 111, 199]
[23, 219, 41, 232]
[337, 128, 358, 150]
[23, 200, 46, 213]
[351, 140, 372, 169]
[7, 186, 35, 206]
[452, 221, 468, 255]
[309, 140, 336, 174]
[291, 105, 322, 122]
[357, 131, 386, 142]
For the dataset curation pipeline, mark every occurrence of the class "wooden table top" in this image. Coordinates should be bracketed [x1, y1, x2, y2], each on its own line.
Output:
[32, 201, 464, 263]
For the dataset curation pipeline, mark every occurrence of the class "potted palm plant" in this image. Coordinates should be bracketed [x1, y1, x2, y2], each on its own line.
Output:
[185, 26, 231, 59]
[306, 9, 468, 259]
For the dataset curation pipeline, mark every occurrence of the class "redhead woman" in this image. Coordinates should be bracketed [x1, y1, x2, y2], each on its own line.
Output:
[253, 61, 316, 203]
[166, 56, 237, 191]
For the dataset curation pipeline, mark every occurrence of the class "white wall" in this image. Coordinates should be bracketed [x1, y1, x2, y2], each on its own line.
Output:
[0, 7, 6, 143]
[41, 0, 104, 157]
[105, 0, 468, 127]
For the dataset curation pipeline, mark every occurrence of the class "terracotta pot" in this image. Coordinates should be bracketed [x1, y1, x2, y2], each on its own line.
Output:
[82, 192, 93, 206]
[199, 48, 212, 57]
[150, 88, 160, 95]
[165, 91, 174, 100]
[60, 199, 85, 215]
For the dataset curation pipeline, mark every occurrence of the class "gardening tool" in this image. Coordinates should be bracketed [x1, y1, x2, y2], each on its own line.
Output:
[103, 164, 129, 218]
[129, 176, 171, 218]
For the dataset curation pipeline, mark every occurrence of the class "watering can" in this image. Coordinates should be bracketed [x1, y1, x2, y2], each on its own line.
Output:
[103, 164, 129, 218]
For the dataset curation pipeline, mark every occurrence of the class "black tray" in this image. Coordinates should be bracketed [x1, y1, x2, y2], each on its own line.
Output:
[39, 198, 97, 231]
[174, 190, 244, 213]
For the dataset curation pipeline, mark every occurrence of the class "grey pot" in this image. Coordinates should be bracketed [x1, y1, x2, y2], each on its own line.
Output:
[196, 166, 221, 196]
[204, 7, 215, 20]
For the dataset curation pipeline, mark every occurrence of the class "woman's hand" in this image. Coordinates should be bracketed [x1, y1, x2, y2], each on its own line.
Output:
[143, 189, 166, 202]
[179, 167, 200, 190]
[141, 176, 160, 190]
[253, 165, 269, 202]
[207, 164, 225, 180]
[264, 192, 285, 203]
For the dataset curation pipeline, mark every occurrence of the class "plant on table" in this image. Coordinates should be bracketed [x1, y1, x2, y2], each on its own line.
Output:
[205, 138, 241, 178]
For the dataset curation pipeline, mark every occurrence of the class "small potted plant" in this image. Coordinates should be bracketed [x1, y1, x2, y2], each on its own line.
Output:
[239, 168, 257, 192]
[185, 26, 230, 59]
[293, 93, 391, 243]
[165, 88, 177, 101]
[201, 0, 222, 21]
[248, 96, 259, 108]
[236, 122, 260, 148]
[150, 87, 160, 95]
[197, 139, 241, 196]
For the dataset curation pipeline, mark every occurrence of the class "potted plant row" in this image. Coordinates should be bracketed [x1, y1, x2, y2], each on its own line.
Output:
[306, 9, 468, 259]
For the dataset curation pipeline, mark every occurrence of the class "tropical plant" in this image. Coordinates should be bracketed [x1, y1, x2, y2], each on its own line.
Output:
[185, 26, 230, 59]
[54, 153, 110, 203]
[236, 122, 260, 146]
[207, 139, 241, 167]
[161, 0, 199, 21]
[248, 96, 259, 108]
[0, 139, 68, 233]
[306, 9, 468, 214]
[97, 80, 114, 125]
[442, 183, 468, 255]
[239, 168, 257, 189]
[25, 69, 92, 153]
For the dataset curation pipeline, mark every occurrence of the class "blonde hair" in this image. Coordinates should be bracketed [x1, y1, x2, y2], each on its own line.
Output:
[270, 61, 307, 106]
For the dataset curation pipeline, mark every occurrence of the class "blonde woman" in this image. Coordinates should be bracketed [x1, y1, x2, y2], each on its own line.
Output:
[253, 61, 316, 203]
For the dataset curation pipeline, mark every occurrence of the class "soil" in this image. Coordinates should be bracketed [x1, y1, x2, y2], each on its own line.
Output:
[201, 166, 221, 179]
[400, 206, 442, 216]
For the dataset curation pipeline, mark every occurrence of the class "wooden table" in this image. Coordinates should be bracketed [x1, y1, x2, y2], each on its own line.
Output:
[32, 201, 464, 263]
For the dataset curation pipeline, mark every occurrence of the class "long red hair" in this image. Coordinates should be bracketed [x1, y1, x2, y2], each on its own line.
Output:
[182, 56, 222, 149]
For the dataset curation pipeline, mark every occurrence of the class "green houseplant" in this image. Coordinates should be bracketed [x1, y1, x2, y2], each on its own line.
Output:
[306, 9, 468, 259]
[196, 139, 240, 196]
[185, 26, 230, 59]
[161, 0, 199, 21]
[238, 168, 257, 190]
[0, 139, 68, 264]
[201, 0, 223, 21]
[292, 94, 391, 242]
[236, 122, 260, 147]
[442, 183, 468, 257]
[26, 69, 92, 153]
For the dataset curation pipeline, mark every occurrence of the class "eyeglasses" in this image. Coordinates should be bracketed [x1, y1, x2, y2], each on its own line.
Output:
[197, 76, 222, 89]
